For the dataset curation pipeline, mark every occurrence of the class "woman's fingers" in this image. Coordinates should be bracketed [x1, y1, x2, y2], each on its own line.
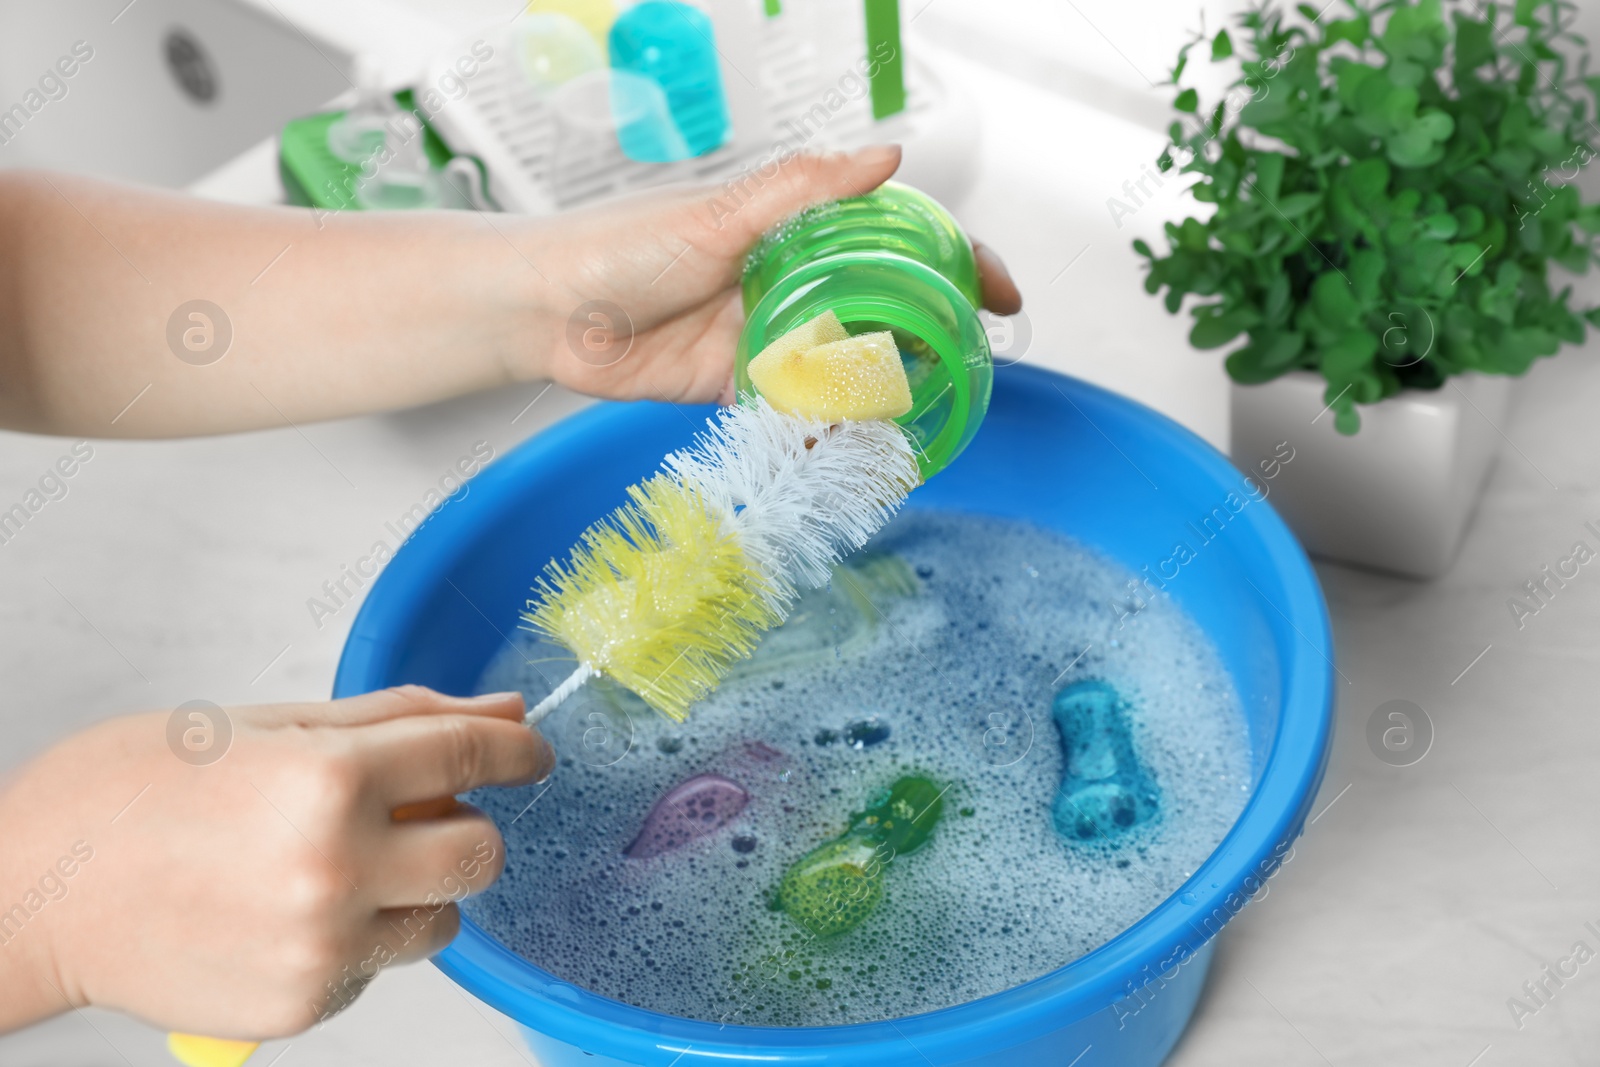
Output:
[369, 810, 506, 908]
[246, 685, 528, 730]
[705, 145, 903, 252]
[312, 900, 465, 1021]
[974, 240, 1023, 315]
[366, 903, 463, 967]
[353, 708, 555, 809]
[360, 813, 507, 962]
[326, 686, 528, 727]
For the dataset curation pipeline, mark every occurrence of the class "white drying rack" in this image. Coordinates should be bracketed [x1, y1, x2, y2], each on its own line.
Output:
[422, 0, 978, 215]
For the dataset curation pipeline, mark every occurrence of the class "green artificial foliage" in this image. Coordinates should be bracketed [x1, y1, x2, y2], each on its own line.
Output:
[1137, 0, 1600, 433]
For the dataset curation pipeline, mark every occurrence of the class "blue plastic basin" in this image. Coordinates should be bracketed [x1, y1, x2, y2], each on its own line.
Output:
[334, 364, 1335, 1066]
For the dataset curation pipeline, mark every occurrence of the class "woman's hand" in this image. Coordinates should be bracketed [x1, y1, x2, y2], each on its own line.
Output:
[522, 145, 1023, 405]
[0, 151, 1017, 436]
[0, 686, 552, 1039]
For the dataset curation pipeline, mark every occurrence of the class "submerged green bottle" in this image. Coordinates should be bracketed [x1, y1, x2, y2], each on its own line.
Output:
[735, 182, 993, 479]
[774, 775, 945, 937]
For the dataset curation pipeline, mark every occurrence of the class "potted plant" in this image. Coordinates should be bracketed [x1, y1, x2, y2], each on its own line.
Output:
[1137, 0, 1600, 578]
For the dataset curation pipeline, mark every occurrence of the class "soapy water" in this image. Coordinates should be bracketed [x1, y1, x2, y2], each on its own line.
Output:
[466, 511, 1252, 1026]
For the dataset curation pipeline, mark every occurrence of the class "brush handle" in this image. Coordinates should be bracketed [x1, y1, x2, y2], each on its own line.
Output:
[167, 1034, 257, 1067]
[525, 663, 595, 726]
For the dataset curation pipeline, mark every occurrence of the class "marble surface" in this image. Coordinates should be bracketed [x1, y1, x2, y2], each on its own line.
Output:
[4, 25, 1600, 1067]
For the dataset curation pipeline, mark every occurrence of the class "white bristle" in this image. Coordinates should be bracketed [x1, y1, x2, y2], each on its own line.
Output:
[661, 399, 922, 608]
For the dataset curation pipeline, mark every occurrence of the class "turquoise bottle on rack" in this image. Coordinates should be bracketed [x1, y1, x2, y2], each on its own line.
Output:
[608, 0, 730, 161]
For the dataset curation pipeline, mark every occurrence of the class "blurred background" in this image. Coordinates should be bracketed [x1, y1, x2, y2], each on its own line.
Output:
[4, 1, 1600, 1064]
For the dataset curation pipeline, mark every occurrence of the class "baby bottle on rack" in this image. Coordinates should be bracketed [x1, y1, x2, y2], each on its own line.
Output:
[325, 54, 396, 166]
[608, 0, 730, 161]
[735, 181, 993, 479]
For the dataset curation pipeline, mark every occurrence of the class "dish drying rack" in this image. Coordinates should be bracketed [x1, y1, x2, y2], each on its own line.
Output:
[422, 0, 978, 215]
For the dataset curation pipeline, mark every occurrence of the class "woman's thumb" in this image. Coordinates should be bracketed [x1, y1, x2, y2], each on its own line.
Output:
[702, 145, 902, 245]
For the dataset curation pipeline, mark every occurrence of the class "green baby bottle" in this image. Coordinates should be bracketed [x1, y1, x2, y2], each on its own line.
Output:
[735, 181, 993, 479]
[773, 775, 946, 937]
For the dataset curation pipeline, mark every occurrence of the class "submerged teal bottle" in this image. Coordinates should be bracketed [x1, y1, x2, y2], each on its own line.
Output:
[735, 182, 993, 479]
[774, 775, 945, 937]
[1051, 679, 1161, 844]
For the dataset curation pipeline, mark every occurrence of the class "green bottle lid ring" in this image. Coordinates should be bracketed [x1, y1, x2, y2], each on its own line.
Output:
[742, 181, 982, 312]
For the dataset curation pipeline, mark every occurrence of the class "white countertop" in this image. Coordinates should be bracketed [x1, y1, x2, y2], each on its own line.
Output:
[4, 35, 1600, 1067]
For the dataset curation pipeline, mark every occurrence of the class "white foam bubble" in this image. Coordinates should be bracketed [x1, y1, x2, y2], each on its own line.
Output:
[466, 511, 1251, 1026]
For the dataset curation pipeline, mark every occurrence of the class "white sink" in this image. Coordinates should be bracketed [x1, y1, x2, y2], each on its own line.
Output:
[0, 0, 450, 188]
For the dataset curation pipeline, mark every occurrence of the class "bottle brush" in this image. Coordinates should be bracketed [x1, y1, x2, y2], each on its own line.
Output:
[523, 313, 922, 725]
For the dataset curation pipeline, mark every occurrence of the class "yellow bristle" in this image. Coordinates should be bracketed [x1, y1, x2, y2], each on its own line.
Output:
[524, 475, 782, 722]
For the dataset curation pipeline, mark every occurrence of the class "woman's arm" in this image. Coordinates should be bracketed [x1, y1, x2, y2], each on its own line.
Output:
[0, 147, 1016, 439]
[0, 168, 560, 437]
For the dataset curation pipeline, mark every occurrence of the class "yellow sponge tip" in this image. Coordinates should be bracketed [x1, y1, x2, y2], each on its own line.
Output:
[752, 309, 848, 365]
[749, 315, 914, 422]
[524, 476, 781, 722]
[167, 1034, 259, 1067]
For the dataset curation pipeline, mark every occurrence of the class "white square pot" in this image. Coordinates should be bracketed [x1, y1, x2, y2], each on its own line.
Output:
[1229, 370, 1512, 579]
